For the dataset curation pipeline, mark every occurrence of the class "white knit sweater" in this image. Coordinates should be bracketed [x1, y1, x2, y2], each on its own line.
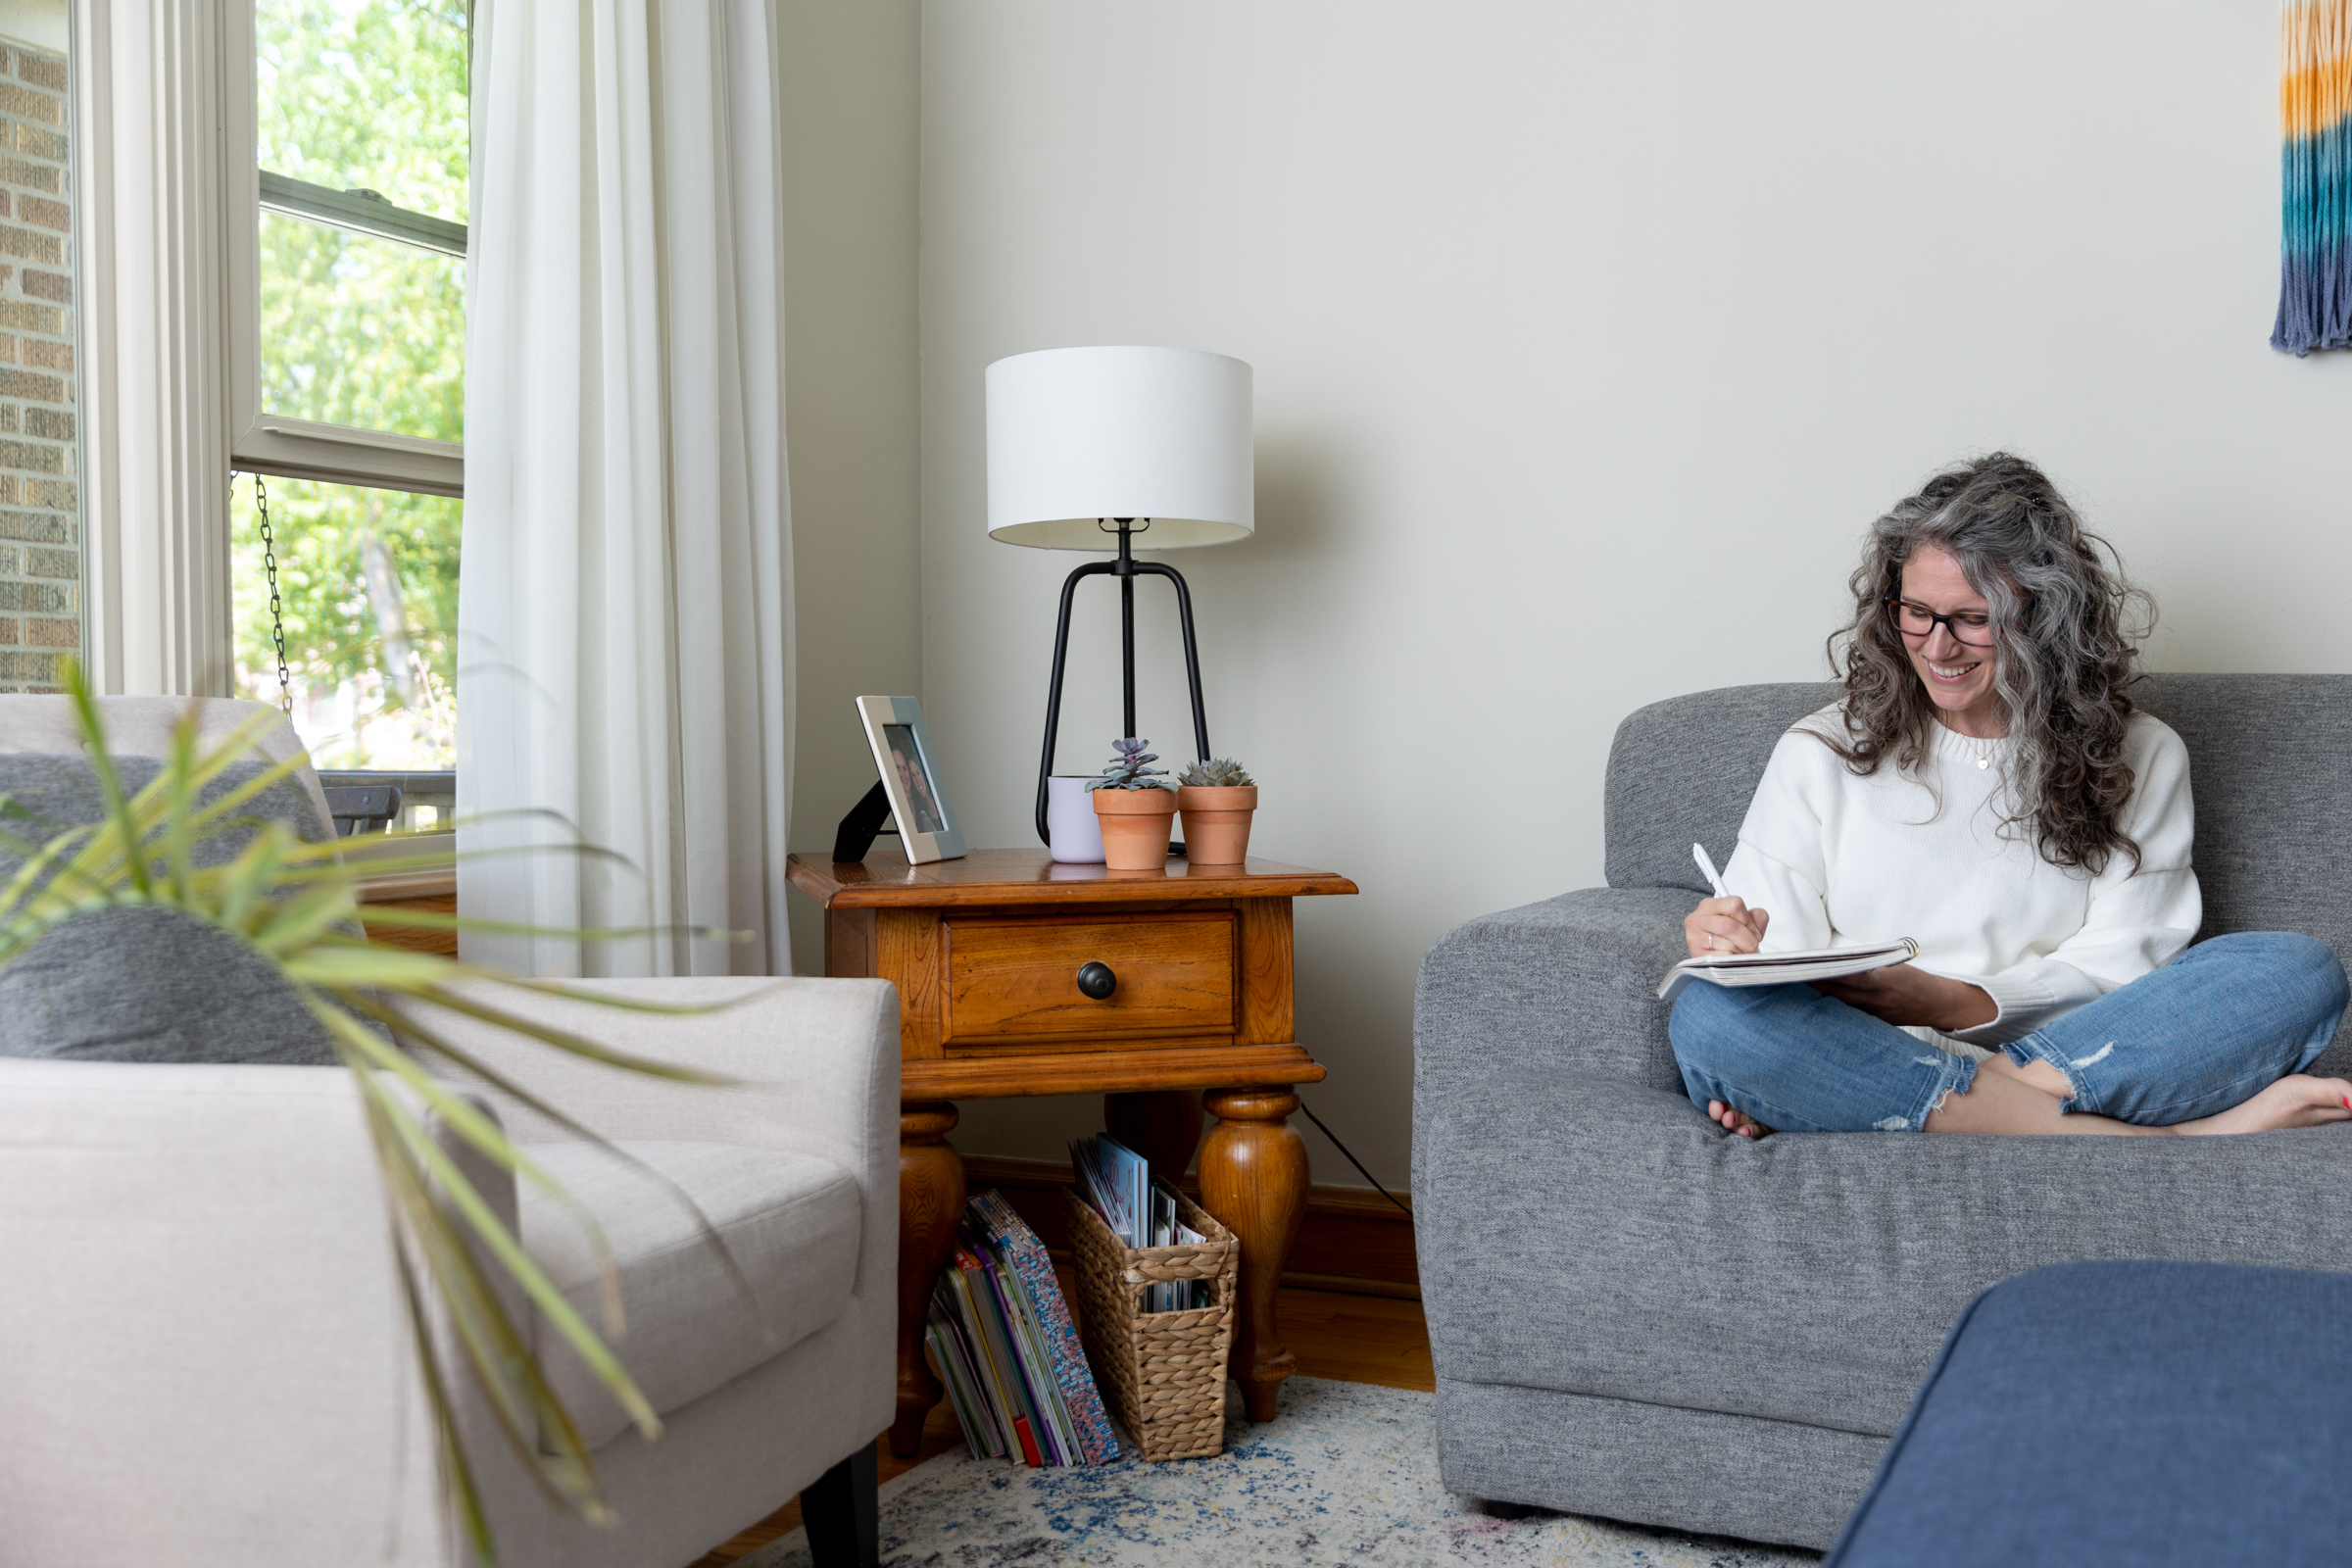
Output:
[1720, 704, 2201, 1051]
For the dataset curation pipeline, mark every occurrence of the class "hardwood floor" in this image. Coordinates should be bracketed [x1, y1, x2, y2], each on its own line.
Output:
[685, 1280, 1434, 1567]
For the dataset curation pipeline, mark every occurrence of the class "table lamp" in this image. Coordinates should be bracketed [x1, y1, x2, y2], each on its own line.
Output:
[986, 345, 1253, 848]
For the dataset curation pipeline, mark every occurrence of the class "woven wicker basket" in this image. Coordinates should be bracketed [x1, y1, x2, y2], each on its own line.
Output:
[1063, 1187, 1239, 1461]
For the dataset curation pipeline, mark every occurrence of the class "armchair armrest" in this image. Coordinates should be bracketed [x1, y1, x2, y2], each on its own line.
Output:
[1414, 886, 1690, 1102]
[0, 1058, 460, 1565]
[395, 976, 901, 1307]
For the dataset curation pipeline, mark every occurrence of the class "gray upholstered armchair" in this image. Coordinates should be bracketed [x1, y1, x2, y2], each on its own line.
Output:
[0, 697, 898, 1568]
[1413, 676, 2352, 1549]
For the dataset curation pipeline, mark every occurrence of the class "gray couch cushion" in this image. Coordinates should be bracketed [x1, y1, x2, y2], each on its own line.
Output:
[1417, 1065, 2352, 1445]
[2132, 674, 2352, 957]
[0, 755, 346, 1066]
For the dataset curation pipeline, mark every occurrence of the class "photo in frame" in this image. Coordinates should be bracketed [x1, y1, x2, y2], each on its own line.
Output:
[855, 696, 967, 863]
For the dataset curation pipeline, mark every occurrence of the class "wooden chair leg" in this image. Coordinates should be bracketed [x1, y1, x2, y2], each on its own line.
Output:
[802, 1442, 879, 1568]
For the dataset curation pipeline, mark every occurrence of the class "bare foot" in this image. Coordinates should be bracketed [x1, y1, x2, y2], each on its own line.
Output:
[2174, 1075, 2352, 1136]
[1706, 1099, 1774, 1140]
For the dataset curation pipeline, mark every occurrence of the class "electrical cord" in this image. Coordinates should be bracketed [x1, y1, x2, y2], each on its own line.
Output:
[1295, 1097, 1414, 1219]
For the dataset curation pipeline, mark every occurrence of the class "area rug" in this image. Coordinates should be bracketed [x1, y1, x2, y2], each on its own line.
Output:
[740, 1378, 1822, 1567]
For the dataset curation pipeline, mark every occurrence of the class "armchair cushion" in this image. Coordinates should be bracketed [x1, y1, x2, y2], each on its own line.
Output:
[520, 1139, 862, 1451]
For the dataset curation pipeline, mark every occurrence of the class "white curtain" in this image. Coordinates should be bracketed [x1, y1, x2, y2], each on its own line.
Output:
[457, 0, 793, 978]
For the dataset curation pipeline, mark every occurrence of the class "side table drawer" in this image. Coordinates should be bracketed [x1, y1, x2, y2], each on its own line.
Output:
[943, 912, 1237, 1047]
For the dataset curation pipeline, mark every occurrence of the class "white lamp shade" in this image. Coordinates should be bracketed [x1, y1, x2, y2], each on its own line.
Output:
[986, 346, 1253, 550]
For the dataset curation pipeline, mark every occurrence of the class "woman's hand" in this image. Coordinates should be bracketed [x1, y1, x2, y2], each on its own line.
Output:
[1685, 896, 1770, 958]
[1811, 964, 1996, 1032]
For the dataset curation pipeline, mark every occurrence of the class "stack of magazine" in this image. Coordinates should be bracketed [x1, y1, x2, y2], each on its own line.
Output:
[1070, 1133, 1210, 1312]
[925, 1190, 1119, 1466]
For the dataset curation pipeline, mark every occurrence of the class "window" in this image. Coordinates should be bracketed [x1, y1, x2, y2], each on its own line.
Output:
[228, 0, 467, 778]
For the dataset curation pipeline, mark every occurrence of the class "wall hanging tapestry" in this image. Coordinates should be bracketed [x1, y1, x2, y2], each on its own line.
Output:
[2274, 0, 2352, 354]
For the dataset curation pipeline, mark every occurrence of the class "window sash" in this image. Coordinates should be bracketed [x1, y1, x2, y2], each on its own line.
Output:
[258, 172, 466, 257]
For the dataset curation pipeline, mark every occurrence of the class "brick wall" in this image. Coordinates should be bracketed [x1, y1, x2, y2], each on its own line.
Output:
[0, 41, 74, 692]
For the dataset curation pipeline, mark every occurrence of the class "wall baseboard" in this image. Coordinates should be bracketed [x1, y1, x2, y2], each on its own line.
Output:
[962, 1154, 1420, 1300]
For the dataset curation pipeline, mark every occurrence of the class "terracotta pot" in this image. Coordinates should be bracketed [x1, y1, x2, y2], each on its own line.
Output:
[1176, 784, 1257, 865]
[1092, 786, 1180, 870]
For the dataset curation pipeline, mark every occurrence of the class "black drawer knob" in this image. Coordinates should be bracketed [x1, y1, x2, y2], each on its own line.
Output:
[1076, 961, 1117, 1000]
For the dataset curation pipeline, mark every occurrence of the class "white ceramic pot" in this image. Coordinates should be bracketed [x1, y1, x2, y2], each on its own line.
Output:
[1047, 775, 1107, 863]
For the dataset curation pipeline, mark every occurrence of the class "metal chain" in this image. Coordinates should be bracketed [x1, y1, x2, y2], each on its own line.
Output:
[236, 470, 294, 713]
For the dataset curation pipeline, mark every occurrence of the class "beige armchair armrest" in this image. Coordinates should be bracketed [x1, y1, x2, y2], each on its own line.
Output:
[0, 1058, 459, 1567]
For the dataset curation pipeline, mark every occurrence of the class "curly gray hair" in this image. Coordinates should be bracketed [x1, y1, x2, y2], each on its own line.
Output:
[1822, 453, 2157, 874]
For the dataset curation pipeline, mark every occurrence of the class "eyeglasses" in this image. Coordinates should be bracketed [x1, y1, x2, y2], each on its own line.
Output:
[1884, 596, 1996, 647]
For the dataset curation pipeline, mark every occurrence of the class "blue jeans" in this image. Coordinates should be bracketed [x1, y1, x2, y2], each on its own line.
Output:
[1668, 933, 2350, 1133]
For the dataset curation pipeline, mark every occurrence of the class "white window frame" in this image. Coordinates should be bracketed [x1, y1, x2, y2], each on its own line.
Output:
[75, 0, 239, 697]
[222, 0, 464, 499]
[75, 1, 466, 696]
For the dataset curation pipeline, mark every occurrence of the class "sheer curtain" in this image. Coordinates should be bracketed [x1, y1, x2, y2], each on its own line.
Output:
[458, 0, 793, 977]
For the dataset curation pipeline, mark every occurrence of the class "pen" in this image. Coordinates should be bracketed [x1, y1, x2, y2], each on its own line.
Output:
[1692, 842, 1732, 900]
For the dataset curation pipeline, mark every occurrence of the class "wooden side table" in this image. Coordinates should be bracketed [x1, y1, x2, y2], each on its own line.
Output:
[785, 849, 1358, 1455]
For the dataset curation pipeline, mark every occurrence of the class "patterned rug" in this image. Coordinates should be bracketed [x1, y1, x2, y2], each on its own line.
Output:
[740, 1378, 1823, 1567]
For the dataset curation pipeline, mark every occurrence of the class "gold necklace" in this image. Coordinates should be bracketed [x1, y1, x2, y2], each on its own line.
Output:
[1938, 720, 1995, 769]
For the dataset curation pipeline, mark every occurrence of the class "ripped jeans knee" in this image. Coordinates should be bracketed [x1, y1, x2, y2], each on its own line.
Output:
[1669, 980, 1980, 1134]
[1998, 933, 2352, 1127]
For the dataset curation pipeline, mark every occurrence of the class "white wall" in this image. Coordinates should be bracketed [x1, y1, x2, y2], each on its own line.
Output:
[777, 0, 922, 981]
[916, 0, 2352, 1187]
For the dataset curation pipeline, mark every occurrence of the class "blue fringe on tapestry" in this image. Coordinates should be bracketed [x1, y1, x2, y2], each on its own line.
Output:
[2274, 0, 2352, 354]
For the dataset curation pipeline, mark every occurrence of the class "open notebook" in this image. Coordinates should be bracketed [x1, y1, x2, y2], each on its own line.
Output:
[1657, 937, 1919, 1004]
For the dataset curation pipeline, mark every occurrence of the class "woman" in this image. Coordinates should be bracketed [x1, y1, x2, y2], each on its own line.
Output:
[1673, 453, 2351, 1139]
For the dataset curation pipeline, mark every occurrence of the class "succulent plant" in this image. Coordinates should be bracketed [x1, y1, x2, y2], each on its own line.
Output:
[1178, 758, 1253, 788]
[1086, 736, 1174, 791]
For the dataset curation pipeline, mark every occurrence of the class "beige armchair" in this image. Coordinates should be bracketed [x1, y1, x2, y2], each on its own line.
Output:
[0, 697, 897, 1568]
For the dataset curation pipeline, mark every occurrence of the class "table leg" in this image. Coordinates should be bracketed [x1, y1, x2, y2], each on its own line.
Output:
[1197, 1086, 1308, 1422]
[1102, 1088, 1205, 1181]
[893, 1101, 964, 1456]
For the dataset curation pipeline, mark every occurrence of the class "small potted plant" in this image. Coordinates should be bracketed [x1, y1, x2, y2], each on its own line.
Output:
[1088, 737, 1179, 870]
[1175, 758, 1257, 865]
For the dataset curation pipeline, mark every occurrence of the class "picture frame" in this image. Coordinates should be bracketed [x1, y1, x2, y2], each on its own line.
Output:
[855, 696, 967, 864]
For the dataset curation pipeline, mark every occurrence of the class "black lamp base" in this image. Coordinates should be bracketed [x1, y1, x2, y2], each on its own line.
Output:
[1036, 519, 1210, 847]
